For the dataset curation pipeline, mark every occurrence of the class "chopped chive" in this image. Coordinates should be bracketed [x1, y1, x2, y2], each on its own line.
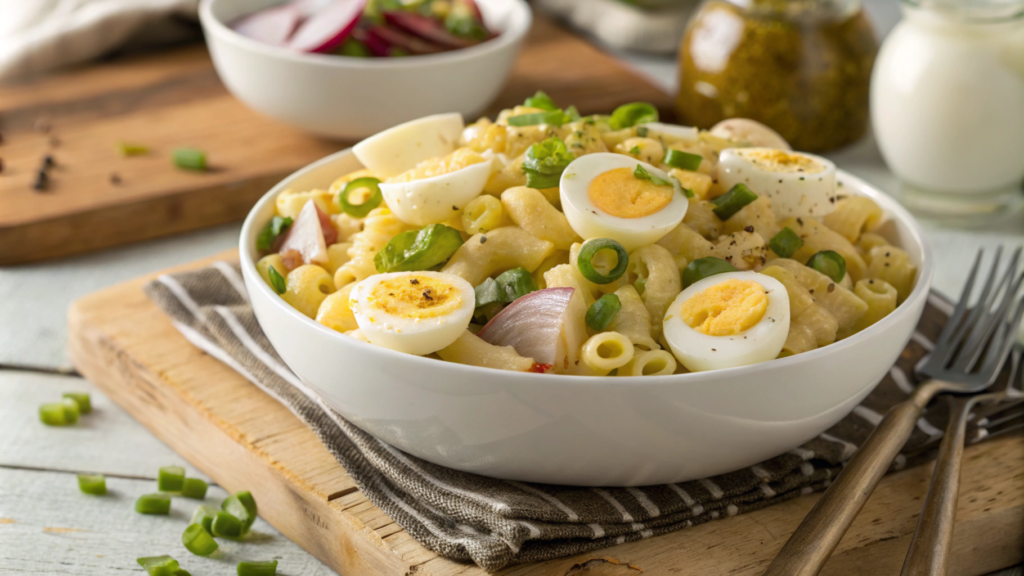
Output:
[636, 126, 649, 137]
[39, 402, 72, 426]
[191, 505, 220, 532]
[680, 185, 695, 198]
[211, 511, 243, 538]
[664, 149, 703, 171]
[682, 257, 738, 289]
[173, 147, 206, 171]
[710, 183, 758, 220]
[180, 478, 208, 500]
[806, 250, 847, 283]
[136, 493, 172, 515]
[137, 555, 180, 576]
[256, 216, 293, 252]
[237, 560, 278, 576]
[223, 491, 258, 532]
[182, 523, 218, 556]
[158, 466, 186, 492]
[586, 294, 622, 332]
[474, 278, 503, 308]
[62, 392, 91, 414]
[629, 145, 641, 155]
[633, 164, 673, 187]
[577, 239, 629, 285]
[769, 227, 804, 258]
[268, 266, 286, 295]
[522, 137, 573, 189]
[494, 268, 537, 303]
[77, 474, 107, 495]
[117, 142, 150, 157]
[339, 177, 383, 218]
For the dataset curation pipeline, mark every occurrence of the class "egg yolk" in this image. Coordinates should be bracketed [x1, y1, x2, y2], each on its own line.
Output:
[389, 148, 487, 183]
[587, 167, 673, 219]
[739, 149, 825, 174]
[680, 279, 768, 336]
[368, 276, 462, 320]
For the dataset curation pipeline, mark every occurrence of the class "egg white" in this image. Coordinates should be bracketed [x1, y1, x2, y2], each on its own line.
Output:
[663, 271, 790, 372]
[353, 113, 464, 178]
[559, 153, 689, 252]
[717, 148, 837, 219]
[378, 157, 493, 226]
[349, 271, 475, 356]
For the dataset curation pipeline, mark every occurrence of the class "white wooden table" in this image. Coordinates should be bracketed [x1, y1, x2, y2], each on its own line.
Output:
[2, 2, 1023, 573]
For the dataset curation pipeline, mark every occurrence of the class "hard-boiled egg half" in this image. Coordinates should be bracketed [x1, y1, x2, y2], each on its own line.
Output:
[353, 113, 464, 178]
[349, 271, 474, 355]
[663, 271, 790, 372]
[560, 153, 689, 251]
[717, 148, 837, 219]
[378, 148, 494, 226]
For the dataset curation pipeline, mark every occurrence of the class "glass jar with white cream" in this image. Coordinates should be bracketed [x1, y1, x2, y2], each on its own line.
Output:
[871, 0, 1024, 217]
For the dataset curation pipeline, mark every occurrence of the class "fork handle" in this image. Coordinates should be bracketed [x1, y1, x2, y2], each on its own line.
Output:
[900, 396, 972, 576]
[763, 386, 940, 576]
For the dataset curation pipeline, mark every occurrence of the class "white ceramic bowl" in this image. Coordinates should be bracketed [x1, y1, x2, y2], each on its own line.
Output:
[199, 0, 531, 140]
[240, 150, 934, 486]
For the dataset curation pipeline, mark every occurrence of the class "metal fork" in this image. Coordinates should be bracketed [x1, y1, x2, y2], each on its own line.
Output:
[901, 344, 1024, 576]
[763, 247, 1024, 576]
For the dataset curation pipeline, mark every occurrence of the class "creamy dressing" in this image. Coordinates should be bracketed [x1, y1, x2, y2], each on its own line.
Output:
[871, 2, 1024, 196]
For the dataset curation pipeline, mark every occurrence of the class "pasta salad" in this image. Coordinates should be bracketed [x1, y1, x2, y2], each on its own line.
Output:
[254, 92, 917, 376]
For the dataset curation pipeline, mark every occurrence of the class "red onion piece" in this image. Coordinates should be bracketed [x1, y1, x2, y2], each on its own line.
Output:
[477, 287, 574, 367]
[232, 4, 303, 46]
[279, 200, 329, 266]
[352, 28, 391, 57]
[382, 11, 476, 49]
[316, 204, 338, 245]
[288, 0, 365, 53]
[367, 25, 447, 55]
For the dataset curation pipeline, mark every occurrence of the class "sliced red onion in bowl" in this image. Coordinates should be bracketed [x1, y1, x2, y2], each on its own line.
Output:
[288, 0, 365, 53]
[382, 11, 476, 49]
[477, 287, 574, 369]
[352, 28, 391, 57]
[278, 200, 330, 267]
[367, 25, 447, 55]
[232, 3, 303, 46]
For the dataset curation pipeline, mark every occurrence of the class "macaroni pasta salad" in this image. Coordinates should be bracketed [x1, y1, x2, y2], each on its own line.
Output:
[255, 93, 916, 376]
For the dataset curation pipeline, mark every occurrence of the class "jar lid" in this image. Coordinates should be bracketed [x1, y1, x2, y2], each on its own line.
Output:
[903, 0, 1024, 22]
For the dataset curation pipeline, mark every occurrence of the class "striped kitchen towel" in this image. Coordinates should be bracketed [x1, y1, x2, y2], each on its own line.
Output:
[144, 261, 1015, 572]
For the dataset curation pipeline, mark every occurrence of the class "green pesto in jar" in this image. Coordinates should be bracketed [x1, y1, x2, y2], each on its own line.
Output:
[677, 0, 878, 152]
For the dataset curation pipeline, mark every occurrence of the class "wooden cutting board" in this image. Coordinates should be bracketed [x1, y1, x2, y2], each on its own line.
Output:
[67, 251, 1024, 576]
[0, 16, 674, 266]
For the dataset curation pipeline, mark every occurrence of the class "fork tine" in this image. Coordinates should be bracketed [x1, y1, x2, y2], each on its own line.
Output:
[943, 246, 1004, 361]
[926, 249, 986, 366]
[953, 250, 1023, 371]
[977, 290, 1024, 382]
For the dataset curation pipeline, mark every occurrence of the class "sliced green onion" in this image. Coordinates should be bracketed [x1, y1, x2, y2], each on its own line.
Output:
[682, 257, 738, 289]
[769, 227, 804, 258]
[634, 277, 647, 296]
[268, 266, 286, 295]
[117, 142, 150, 157]
[158, 466, 185, 492]
[62, 392, 91, 414]
[339, 177, 383, 218]
[628, 145, 641, 155]
[495, 268, 537, 303]
[524, 90, 558, 111]
[609, 102, 658, 129]
[137, 555, 180, 576]
[182, 523, 218, 556]
[61, 397, 80, 423]
[39, 402, 70, 426]
[806, 250, 847, 283]
[77, 474, 107, 495]
[256, 216, 293, 252]
[191, 505, 220, 532]
[175, 571, 191, 576]
[136, 493, 172, 515]
[474, 278, 503, 308]
[586, 294, 622, 331]
[374, 224, 464, 273]
[522, 137, 574, 189]
[633, 164, 673, 187]
[680, 185, 695, 199]
[508, 110, 569, 127]
[211, 511, 242, 538]
[664, 149, 703, 171]
[180, 478, 208, 500]
[237, 560, 278, 576]
[710, 183, 758, 220]
[223, 490, 258, 532]
[577, 239, 629, 285]
[173, 148, 206, 171]
[636, 126, 649, 137]
[563, 105, 582, 123]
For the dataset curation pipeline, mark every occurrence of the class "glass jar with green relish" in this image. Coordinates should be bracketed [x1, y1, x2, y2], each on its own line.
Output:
[677, 0, 878, 152]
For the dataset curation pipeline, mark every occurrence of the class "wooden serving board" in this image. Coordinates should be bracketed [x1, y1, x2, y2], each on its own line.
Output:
[67, 251, 1024, 576]
[0, 16, 674, 266]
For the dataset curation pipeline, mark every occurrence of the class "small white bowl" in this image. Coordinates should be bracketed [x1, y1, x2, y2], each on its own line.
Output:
[199, 0, 531, 139]
[240, 150, 934, 486]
